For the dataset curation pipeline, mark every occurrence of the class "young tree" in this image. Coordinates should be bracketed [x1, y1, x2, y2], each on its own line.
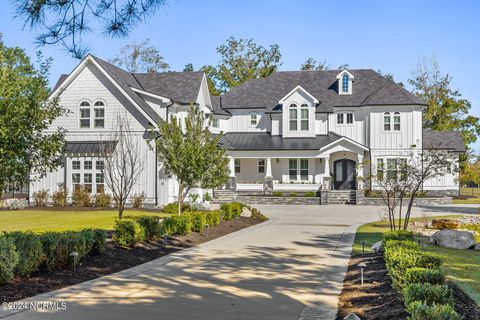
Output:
[300, 58, 328, 71]
[15, 0, 169, 58]
[207, 37, 282, 93]
[154, 106, 229, 214]
[409, 55, 480, 153]
[101, 114, 144, 220]
[110, 39, 169, 72]
[459, 153, 480, 188]
[0, 36, 66, 197]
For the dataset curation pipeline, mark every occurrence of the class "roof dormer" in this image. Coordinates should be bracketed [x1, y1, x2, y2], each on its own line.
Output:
[336, 69, 354, 95]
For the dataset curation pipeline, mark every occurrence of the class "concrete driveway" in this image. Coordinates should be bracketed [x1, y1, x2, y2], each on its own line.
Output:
[1, 204, 477, 320]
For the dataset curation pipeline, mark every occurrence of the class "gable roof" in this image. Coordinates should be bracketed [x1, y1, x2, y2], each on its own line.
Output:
[211, 96, 231, 116]
[423, 130, 465, 152]
[52, 55, 206, 124]
[219, 69, 426, 112]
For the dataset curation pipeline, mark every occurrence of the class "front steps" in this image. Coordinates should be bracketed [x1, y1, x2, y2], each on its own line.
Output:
[212, 189, 237, 203]
[328, 190, 357, 205]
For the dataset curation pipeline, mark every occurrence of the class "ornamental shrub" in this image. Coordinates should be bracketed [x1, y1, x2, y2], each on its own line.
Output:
[189, 212, 206, 232]
[136, 216, 162, 240]
[289, 192, 298, 197]
[403, 283, 454, 307]
[406, 301, 460, 320]
[94, 193, 112, 207]
[220, 202, 243, 220]
[171, 214, 192, 235]
[405, 268, 446, 286]
[163, 202, 191, 214]
[112, 220, 145, 247]
[52, 190, 66, 207]
[383, 230, 414, 242]
[0, 235, 19, 284]
[40, 232, 88, 271]
[5, 231, 44, 277]
[72, 186, 92, 207]
[303, 191, 316, 197]
[33, 189, 49, 206]
[84, 229, 107, 255]
[131, 192, 146, 208]
[205, 210, 221, 226]
[272, 191, 283, 197]
[250, 207, 269, 221]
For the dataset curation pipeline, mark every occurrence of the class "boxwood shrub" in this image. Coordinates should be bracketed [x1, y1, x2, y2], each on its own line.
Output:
[136, 216, 162, 240]
[189, 212, 207, 232]
[5, 231, 44, 277]
[0, 235, 19, 284]
[163, 202, 191, 214]
[383, 230, 414, 242]
[405, 267, 446, 286]
[221, 202, 243, 220]
[205, 210, 221, 226]
[40, 231, 92, 271]
[406, 301, 460, 320]
[403, 283, 454, 307]
[112, 220, 146, 247]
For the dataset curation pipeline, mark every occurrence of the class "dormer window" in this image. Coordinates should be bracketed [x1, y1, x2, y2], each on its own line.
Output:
[342, 74, 349, 93]
[212, 118, 220, 128]
[250, 114, 258, 126]
[336, 70, 354, 95]
[289, 103, 310, 131]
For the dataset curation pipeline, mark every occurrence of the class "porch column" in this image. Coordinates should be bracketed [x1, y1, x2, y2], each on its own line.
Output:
[357, 154, 364, 190]
[324, 156, 330, 190]
[264, 158, 273, 193]
[228, 157, 236, 190]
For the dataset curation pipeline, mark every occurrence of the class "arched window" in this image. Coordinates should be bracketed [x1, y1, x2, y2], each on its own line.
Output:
[300, 103, 309, 131]
[384, 112, 391, 131]
[393, 112, 401, 131]
[94, 101, 105, 128]
[342, 74, 349, 93]
[289, 103, 298, 131]
[79, 101, 91, 128]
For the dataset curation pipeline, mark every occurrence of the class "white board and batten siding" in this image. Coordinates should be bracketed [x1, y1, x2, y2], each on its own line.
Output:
[328, 108, 366, 144]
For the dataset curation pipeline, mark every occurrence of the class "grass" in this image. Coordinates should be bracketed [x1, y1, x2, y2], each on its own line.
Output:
[452, 187, 480, 204]
[352, 215, 480, 305]
[0, 209, 171, 233]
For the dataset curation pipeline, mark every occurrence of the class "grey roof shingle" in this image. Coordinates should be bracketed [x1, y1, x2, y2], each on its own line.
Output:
[423, 130, 465, 152]
[211, 96, 231, 116]
[65, 141, 117, 154]
[133, 72, 204, 104]
[218, 132, 341, 150]
[220, 69, 426, 112]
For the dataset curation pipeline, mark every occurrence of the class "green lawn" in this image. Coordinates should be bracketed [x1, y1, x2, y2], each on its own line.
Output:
[352, 215, 480, 305]
[0, 209, 171, 233]
[453, 187, 480, 204]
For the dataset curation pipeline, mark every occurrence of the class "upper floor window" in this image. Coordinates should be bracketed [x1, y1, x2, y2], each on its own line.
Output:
[212, 118, 220, 128]
[336, 113, 353, 124]
[346, 113, 354, 124]
[300, 104, 309, 131]
[342, 74, 349, 93]
[289, 104, 298, 131]
[337, 113, 344, 124]
[94, 101, 105, 128]
[250, 114, 258, 126]
[384, 112, 401, 131]
[79, 101, 91, 128]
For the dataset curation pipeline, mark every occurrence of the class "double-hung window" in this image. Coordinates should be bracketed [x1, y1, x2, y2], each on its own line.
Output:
[337, 113, 353, 124]
[289, 104, 298, 131]
[72, 160, 81, 170]
[393, 112, 401, 131]
[234, 159, 241, 174]
[346, 113, 353, 124]
[80, 101, 91, 128]
[250, 114, 258, 126]
[289, 159, 298, 180]
[258, 159, 265, 173]
[337, 113, 344, 124]
[212, 118, 220, 128]
[300, 159, 309, 180]
[300, 104, 309, 131]
[377, 159, 384, 180]
[384, 112, 391, 131]
[289, 159, 309, 181]
[386, 159, 397, 181]
[94, 101, 105, 128]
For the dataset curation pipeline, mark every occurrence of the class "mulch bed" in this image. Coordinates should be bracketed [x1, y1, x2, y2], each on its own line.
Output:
[336, 253, 480, 320]
[0, 216, 262, 303]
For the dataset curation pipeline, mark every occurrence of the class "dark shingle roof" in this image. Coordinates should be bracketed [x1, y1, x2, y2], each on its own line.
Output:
[65, 141, 117, 154]
[423, 130, 465, 152]
[211, 96, 231, 116]
[52, 74, 68, 92]
[133, 72, 204, 104]
[220, 70, 426, 112]
[218, 132, 341, 150]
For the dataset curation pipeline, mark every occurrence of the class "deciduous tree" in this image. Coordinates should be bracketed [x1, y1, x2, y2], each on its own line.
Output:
[110, 39, 169, 72]
[154, 106, 229, 214]
[300, 58, 328, 71]
[0, 36, 66, 197]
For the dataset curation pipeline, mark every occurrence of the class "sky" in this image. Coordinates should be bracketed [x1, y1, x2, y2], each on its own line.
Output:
[0, 0, 479, 150]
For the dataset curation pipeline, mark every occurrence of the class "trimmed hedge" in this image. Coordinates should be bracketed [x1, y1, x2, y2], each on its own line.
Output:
[221, 202, 243, 220]
[205, 210, 221, 226]
[403, 283, 454, 307]
[383, 230, 414, 242]
[406, 301, 460, 320]
[189, 212, 207, 232]
[136, 216, 162, 240]
[5, 231, 44, 277]
[405, 268, 446, 286]
[163, 202, 192, 214]
[112, 220, 145, 247]
[0, 235, 19, 284]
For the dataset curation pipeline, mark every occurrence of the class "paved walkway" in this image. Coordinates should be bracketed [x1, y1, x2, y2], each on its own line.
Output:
[1, 204, 477, 320]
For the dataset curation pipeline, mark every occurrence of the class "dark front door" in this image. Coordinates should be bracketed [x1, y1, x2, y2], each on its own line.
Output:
[333, 159, 356, 190]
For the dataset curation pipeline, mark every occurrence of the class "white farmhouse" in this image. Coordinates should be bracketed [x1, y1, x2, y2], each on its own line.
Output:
[29, 55, 465, 205]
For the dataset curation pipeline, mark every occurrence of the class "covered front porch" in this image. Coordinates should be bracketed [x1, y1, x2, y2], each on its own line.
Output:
[226, 143, 368, 194]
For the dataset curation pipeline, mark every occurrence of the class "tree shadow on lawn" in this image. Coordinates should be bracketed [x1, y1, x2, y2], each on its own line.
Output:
[2, 232, 354, 320]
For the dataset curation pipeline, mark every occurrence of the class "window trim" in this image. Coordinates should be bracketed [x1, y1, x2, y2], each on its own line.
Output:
[393, 112, 401, 131]
[234, 159, 241, 174]
[289, 158, 309, 181]
[258, 159, 265, 174]
[289, 103, 298, 131]
[212, 118, 220, 129]
[383, 112, 391, 131]
[250, 113, 258, 126]
[300, 103, 309, 131]
[342, 74, 349, 93]
[79, 104, 91, 129]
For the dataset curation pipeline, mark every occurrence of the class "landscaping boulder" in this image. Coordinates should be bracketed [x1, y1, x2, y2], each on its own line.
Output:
[371, 241, 384, 253]
[432, 219, 459, 230]
[241, 207, 252, 217]
[474, 244, 480, 251]
[432, 229, 476, 249]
